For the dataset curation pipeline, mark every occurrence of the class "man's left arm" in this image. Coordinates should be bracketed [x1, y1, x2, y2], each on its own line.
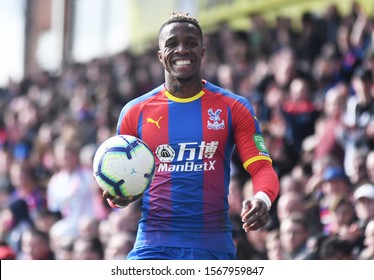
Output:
[241, 160, 279, 232]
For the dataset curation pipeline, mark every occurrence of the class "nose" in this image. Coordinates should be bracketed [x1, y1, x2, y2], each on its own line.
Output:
[175, 43, 189, 54]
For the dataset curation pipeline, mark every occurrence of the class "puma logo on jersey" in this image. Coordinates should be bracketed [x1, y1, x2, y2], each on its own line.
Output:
[147, 116, 163, 129]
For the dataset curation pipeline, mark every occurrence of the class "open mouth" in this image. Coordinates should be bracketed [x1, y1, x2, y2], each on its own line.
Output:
[174, 59, 192, 66]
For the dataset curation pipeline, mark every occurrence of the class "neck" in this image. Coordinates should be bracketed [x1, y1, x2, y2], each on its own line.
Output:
[164, 75, 203, 98]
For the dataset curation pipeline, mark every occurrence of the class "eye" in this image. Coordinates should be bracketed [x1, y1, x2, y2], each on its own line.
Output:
[186, 38, 199, 47]
[164, 37, 178, 48]
[165, 42, 177, 48]
[188, 41, 198, 47]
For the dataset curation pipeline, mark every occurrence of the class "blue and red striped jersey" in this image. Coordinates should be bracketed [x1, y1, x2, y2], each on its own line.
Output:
[116, 80, 273, 253]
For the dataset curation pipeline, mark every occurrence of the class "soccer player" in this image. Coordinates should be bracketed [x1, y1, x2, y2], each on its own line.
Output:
[103, 12, 280, 260]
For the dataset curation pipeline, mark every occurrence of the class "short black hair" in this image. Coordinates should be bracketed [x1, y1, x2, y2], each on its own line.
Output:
[353, 66, 372, 82]
[319, 236, 353, 259]
[159, 12, 203, 40]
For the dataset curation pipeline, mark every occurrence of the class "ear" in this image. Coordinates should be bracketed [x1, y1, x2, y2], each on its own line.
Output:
[201, 47, 206, 58]
[157, 50, 163, 63]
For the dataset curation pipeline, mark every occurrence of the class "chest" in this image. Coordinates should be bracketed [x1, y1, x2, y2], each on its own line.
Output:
[138, 100, 233, 162]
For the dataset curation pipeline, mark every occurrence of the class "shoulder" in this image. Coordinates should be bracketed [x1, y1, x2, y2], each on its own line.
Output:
[117, 85, 164, 121]
[124, 85, 164, 109]
[204, 80, 249, 104]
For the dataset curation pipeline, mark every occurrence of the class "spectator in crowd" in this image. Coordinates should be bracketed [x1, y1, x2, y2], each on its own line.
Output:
[265, 229, 286, 260]
[353, 183, 374, 224]
[326, 195, 356, 237]
[366, 151, 374, 184]
[2, 96, 40, 162]
[343, 67, 374, 176]
[318, 166, 351, 235]
[19, 228, 55, 260]
[49, 234, 74, 260]
[72, 236, 104, 260]
[304, 154, 340, 200]
[29, 123, 55, 185]
[106, 203, 141, 236]
[235, 225, 269, 260]
[241, 228, 269, 260]
[335, 183, 374, 256]
[352, 183, 374, 237]
[357, 219, 374, 260]
[313, 83, 348, 165]
[104, 232, 135, 260]
[77, 216, 100, 239]
[278, 173, 304, 195]
[312, 50, 341, 110]
[321, 4, 342, 43]
[0, 241, 16, 260]
[8, 160, 47, 218]
[296, 11, 324, 66]
[46, 139, 106, 239]
[276, 192, 305, 222]
[97, 219, 112, 250]
[279, 214, 316, 259]
[348, 149, 368, 187]
[0, 199, 34, 255]
[32, 209, 61, 235]
[319, 235, 354, 260]
[281, 77, 320, 162]
[0, 148, 13, 206]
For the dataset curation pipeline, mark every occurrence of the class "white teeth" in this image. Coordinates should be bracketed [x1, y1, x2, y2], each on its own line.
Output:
[175, 60, 191, 65]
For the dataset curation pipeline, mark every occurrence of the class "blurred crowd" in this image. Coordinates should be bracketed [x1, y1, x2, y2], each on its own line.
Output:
[0, 2, 374, 260]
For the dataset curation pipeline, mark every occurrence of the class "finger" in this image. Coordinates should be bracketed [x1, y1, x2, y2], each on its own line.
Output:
[106, 198, 121, 209]
[102, 191, 113, 199]
[241, 207, 258, 223]
[241, 200, 253, 221]
[242, 200, 249, 210]
[242, 206, 269, 229]
[244, 220, 263, 232]
[241, 202, 258, 222]
[242, 198, 269, 221]
[134, 193, 143, 200]
[112, 195, 127, 204]
[241, 200, 251, 213]
[243, 215, 269, 232]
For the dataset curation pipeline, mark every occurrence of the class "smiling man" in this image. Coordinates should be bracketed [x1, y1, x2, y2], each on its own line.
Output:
[103, 12, 279, 260]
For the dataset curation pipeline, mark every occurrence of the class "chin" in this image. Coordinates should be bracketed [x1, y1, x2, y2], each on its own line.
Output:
[174, 75, 194, 82]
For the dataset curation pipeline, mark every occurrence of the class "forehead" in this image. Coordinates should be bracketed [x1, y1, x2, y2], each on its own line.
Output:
[159, 21, 202, 42]
[280, 219, 304, 232]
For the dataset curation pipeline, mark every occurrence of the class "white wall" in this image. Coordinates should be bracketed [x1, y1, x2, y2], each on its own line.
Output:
[71, 0, 131, 62]
[0, 0, 25, 86]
